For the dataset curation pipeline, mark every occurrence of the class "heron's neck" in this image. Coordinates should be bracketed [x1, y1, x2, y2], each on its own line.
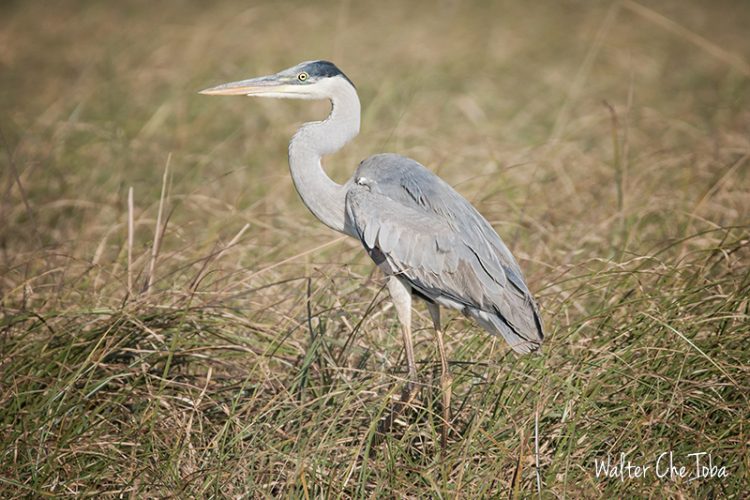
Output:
[288, 81, 360, 234]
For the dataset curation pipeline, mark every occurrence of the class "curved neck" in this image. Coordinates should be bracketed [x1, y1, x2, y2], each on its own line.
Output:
[288, 79, 360, 234]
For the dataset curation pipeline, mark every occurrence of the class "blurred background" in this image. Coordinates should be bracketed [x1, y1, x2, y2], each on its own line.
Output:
[1, 0, 748, 497]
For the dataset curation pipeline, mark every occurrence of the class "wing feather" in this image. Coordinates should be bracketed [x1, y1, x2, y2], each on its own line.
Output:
[345, 154, 544, 353]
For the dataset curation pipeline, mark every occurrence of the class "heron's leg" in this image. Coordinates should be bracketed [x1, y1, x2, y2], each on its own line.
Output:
[377, 276, 419, 436]
[427, 301, 452, 450]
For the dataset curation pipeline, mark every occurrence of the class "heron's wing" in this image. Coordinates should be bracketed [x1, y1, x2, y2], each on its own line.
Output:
[345, 154, 544, 353]
[355, 155, 532, 292]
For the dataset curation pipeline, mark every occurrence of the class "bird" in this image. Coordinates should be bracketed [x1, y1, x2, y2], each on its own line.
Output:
[200, 60, 544, 448]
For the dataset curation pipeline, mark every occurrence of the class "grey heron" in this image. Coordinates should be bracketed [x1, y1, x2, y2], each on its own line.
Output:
[201, 60, 544, 447]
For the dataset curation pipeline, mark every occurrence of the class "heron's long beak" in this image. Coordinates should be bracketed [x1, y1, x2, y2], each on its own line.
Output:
[199, 74, 295, 96]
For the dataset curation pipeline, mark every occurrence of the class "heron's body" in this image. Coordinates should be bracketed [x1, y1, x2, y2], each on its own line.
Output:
[201, 60, 544, 446]
[347, 153, 543, 353]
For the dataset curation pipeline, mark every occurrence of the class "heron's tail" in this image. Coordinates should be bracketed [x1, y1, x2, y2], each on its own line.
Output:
[467, 307, 543, 354]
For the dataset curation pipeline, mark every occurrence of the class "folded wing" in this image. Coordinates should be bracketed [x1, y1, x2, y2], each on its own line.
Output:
[345, 154, 544, 353]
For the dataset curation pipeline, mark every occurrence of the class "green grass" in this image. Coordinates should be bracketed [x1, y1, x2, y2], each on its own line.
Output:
[1, 0, 749, 497]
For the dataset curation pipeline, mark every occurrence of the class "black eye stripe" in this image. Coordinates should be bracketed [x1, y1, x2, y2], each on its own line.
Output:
[299, 60, 355, 88]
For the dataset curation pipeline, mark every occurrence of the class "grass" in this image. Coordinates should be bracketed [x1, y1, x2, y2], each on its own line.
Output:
[1, 0, 749, 497]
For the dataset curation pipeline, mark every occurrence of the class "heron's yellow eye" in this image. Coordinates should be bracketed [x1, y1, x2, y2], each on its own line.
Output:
[297, 72, 309, 82]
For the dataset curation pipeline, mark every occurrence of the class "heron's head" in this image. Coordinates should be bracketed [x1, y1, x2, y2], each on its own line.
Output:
[199, 60, 354, 100]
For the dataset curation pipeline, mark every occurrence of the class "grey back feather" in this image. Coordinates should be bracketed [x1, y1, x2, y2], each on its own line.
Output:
[345, 153, 544, 353]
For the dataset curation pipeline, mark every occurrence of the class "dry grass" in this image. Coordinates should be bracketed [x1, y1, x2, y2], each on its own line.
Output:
[1, 0, 749, 497]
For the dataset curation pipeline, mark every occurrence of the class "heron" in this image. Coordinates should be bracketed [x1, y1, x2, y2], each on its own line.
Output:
[200, 60, 544, 447]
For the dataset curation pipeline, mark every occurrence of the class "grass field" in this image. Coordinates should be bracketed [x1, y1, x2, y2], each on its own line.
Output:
[1, 0, 749, 497]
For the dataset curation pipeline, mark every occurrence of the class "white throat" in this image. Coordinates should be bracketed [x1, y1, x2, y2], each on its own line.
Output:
[287, 77, 361, 234]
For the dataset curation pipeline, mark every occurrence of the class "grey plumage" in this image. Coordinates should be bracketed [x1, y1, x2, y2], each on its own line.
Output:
[345, 153, 543, 354]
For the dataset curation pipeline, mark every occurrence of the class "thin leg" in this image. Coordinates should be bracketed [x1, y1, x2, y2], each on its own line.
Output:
[377, 277, 419, 438]
[427, 302, 452, 451]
